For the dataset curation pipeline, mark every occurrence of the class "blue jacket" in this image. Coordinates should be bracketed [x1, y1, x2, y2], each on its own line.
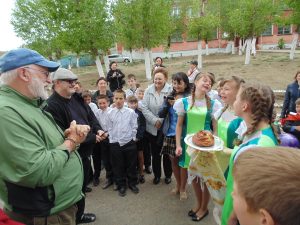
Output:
[281, 82, 300, 118]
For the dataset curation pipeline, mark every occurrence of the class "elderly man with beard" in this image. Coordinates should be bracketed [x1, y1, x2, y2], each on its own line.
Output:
[46, 68, 107, 224]
[0, 48, 90, 225]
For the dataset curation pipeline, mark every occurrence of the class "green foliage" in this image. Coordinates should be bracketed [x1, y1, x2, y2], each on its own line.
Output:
[113, 0, 173, 50]
[284, 0, 300, 32]
[278, 37, 285, 49]
[188, 13, 219, 42]
[221, 0, 281, 39]
[12, 0, 114, 58]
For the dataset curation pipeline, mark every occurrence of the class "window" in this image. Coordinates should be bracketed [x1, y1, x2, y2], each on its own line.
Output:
[187, 7, 193, 18]
[211, 29, 218, 40]
[278, 25, 291, 35]
[262, 25, 273, 36]
[171, 31, 183, 43]
[172, 7, 180, 17]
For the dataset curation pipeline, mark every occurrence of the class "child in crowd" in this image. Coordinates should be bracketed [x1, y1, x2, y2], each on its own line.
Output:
[232, 146, 300, 225]
[216, 76, 245, 150]
[135, 87, 145, 109]
[127, 95, 146, 184]
[125, 74, 139, 98]
[82, 90, 98, 114]
[187, 60, 200, 88]
[159, 72, 190, 200]
[107, 90, 139, 197]
[94, 95, 115, 189]
[215, 77, 225, 104]
[221, 83, 279, 225]
[74, 81, 83, 94]
[174, 72, 222, 221]
[282, 98, 300, 142]
[135, 86, 151, 174]
[207, 72, 220, 102]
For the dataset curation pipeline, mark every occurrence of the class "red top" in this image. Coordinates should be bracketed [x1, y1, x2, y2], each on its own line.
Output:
[0, 209, 24, 225]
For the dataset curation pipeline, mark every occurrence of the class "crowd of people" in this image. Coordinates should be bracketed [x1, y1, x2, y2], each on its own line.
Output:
[0, 48, 299, 225]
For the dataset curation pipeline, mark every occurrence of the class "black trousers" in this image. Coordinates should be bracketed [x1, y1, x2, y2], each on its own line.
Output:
[110, 140, 137, 188]
[145, 132, 172, 179]
[81, 156, 92, 193]
[143, 138, 151, 168]
[100, 140, 113, 180]
[92, 143, 102, 179]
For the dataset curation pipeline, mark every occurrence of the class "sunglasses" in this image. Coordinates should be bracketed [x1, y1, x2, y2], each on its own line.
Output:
[60, 79, 78, 84]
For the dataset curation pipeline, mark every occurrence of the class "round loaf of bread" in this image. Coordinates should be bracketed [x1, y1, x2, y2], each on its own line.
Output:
[192, 130, 214, 147]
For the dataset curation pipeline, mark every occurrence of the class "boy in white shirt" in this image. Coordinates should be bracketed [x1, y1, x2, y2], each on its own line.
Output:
[125, 74, 138, 98]
[94, 95, 115, 189]
[107, 90, 139, 197]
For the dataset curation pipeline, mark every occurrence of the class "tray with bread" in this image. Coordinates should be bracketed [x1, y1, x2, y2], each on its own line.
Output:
[184, 130, 224, 151]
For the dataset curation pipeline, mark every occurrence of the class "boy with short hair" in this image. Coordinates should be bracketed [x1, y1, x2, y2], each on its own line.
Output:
[127, 95, 146, 183]
[135, 87, 145, 109]
[82, 90, 98, 114]
[232, 146, 300, 225]
[107, 90, 139, 197]
[125, 74, 138, 98]
[93, 95, 114, 189]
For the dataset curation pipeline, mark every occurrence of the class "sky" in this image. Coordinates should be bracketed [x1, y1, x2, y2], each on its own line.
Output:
[0, 0, 24, 51]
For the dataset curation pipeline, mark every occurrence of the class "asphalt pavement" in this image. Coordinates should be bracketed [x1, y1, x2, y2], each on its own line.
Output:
[84, 173, 215, 225]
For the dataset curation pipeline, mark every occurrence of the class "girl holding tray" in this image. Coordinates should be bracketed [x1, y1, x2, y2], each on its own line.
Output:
[221, 83, 279, 225]
[174, 72, 222, 222]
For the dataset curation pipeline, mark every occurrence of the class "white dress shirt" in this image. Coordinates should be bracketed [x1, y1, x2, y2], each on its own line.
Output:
[107, 106, 138, 146]
[95, 107, 112, 131]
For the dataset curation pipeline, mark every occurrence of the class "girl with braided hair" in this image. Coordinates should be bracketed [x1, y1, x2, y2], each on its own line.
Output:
[221, 83, 279, 225]
[174, 72, 222, 221]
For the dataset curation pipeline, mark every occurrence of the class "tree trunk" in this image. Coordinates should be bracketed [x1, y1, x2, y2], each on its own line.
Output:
[144, 48, 152, 80]
[205, 43, 209, 56]
[290, 33, 299, 60]
[245, 38, 252, 65]
[95, 55, 105, 77]
[231, 40, 235, 54]
[103, 54, 110, 73]
[239, 39, 243, 55]
[76, 56, 80, 68]
[149, 50, 154, 67]
[197, 40, 203, 69]
[129, 49, 133, 63]
[242, 39, 247, 53]
[251, 37, 256, 56]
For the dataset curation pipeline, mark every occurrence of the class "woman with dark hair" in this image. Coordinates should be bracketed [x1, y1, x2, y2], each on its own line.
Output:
[141, 67, 173, 185]
[281, 71, 300, 118]
[106, 61, 125, 92]
[152, 57, 165, 75]
[158, 72, 190, 199]
[92, 77, 113, 105]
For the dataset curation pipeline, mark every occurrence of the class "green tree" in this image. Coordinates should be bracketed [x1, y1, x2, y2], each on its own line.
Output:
[222, 0, 280, 64]
[12, 0, 114, 76]
[113, 0, 173, 80]
[284, 0, 300, 59]
[113, 0, 140, 63]
[187, 0, 219, 68]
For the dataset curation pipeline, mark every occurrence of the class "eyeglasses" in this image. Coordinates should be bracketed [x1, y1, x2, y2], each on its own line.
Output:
[22, 67, 50, 77]
[60, 79, 78, 84]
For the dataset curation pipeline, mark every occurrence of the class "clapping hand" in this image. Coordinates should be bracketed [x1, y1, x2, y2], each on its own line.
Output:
[64, 121, 90, 152]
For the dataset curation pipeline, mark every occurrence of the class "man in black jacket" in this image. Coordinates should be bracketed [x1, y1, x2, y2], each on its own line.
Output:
[46, 68, 107, 224]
